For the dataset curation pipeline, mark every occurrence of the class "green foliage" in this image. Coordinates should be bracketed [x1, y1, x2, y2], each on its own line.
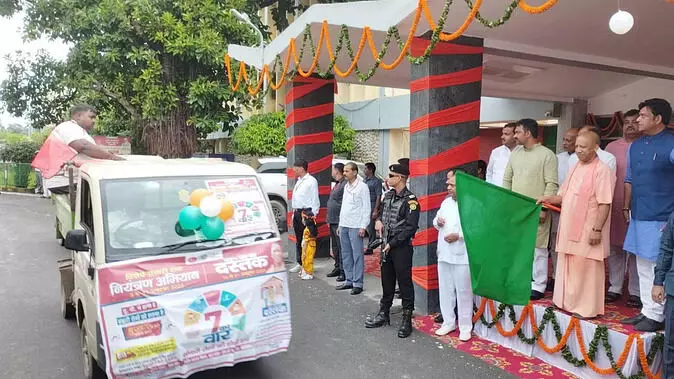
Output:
[0, 50, 75, 129]
[333, 115, 355, 157]
[0, 140, 41, 163]
[232, 112, 287, 156]
[270, 0, 357, 32]
[1, 0, 267, 157]
[232, 111, 355, 156]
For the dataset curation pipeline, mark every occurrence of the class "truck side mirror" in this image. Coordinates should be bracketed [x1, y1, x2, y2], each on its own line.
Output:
[64, 230, 90, 252]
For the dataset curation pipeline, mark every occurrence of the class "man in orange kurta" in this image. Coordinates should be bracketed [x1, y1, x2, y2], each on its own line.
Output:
[538, 131, 616, 319]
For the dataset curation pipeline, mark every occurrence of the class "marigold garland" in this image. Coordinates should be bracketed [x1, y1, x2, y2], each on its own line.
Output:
[518, 0, 558, 14]
[472, 298, 663, 379]
[224, 0, 560, 95]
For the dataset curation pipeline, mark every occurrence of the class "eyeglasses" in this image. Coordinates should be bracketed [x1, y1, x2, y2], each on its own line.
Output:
[388, 174, 401, 178]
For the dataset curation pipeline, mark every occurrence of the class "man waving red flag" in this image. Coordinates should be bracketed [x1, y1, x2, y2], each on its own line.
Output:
[32, 104, 124, 193]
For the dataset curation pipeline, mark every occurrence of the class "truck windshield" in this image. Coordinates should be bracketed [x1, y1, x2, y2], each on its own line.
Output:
[101, 176, 277, 262]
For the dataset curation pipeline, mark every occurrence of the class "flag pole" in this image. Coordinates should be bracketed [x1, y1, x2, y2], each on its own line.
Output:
[542, 203, 561, 213]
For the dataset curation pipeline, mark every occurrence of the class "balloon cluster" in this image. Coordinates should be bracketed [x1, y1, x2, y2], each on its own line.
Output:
[177, 189, 235, 240]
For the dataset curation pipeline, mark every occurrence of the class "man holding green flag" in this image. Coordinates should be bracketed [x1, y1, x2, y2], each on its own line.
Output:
[503, 119, 559, 300]
[455, 171, 542, 306]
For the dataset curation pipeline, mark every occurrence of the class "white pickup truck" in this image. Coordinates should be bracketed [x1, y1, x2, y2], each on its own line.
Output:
[255, 157, 387, 232]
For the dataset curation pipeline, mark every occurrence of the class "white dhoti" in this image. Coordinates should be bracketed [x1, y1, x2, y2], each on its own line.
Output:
[437, 261, 473, 334]
[608, 249, 640, 296]
[636, 257, 665, 322]
[532, 247, 549, 293]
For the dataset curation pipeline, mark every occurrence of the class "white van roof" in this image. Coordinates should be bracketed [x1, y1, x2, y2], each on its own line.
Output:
[80, 156, 257, 181]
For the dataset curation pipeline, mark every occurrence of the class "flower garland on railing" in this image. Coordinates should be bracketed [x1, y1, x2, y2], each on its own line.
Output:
[472, 298, 664, 379]
[224, 0, 559, 96]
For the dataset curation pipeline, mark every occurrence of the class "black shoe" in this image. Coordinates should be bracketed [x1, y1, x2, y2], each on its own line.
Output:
[398, 309, 413, 338]
[530, 290, 544, 301]
[434, 314, 444, 324]
[622, 313, 646, 325]
[351, 287, 363, 295]
[634, 317, 664, 332]
[364, 249, 373, 256]
[336, 274, 346, 282]
[605, 291, 621, 303]
[327, 268, 340, 277]
[336, 284, 353, 291]
[626, 295, 642, 308]
[365, 308, 390, 328]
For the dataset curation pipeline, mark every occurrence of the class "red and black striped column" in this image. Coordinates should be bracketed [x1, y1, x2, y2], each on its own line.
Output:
[408, 35, 483, 314]
[285, 75, 335, 258]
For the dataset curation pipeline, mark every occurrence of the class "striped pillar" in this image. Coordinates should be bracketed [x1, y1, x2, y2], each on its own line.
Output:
[285, 75, 335, 258]
[408, 35, 483, 314]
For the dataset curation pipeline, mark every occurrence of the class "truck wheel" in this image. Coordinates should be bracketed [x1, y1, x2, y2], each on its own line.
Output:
[270, 199, 287, 233]
[81, 323, 106, 379]
[61, 286, 75, 320]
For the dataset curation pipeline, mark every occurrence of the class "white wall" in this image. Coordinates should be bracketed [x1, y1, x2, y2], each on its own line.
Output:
[588, 77, 674, 115]
[336, 95, 555, 131]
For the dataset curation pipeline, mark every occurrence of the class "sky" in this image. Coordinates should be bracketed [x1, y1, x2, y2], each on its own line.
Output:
[0, 11, 71, 127]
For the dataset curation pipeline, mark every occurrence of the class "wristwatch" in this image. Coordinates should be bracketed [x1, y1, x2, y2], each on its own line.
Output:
[592, 227, 602, 233]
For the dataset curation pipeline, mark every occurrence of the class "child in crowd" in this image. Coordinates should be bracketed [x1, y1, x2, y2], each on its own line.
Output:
[432, 170, 473, 342]
[300, 210, 318, 280]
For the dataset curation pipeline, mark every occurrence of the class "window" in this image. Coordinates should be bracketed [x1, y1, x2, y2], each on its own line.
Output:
[80, 179, 94, 238]
[258, 167, 286, 174]
[101, 176, 276, 262]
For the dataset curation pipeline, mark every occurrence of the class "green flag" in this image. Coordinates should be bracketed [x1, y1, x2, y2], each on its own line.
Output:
[455, 171, 541, 305]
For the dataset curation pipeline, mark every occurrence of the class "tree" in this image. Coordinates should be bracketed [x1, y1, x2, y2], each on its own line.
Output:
[232, 111, 355, 156]
[2, 0, 267, 157]
[0, 50, 76, 129]
[270, 0, 360, 32]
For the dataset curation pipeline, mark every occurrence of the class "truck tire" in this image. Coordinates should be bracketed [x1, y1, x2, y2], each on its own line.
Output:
[81, 322, 106, 379]
[61, 286, 75, 320]
[270, 199, 287, 233]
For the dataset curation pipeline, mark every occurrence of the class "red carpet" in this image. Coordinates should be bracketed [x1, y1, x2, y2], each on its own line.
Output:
[362, 252, 645, 378]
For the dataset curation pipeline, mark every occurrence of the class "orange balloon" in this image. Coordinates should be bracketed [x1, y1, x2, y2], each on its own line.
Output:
[189, 189, 212, 207]
[218, 200, 235, 221]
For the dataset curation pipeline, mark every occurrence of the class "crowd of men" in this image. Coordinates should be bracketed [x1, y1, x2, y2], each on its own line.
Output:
[485, 99, 674, 348]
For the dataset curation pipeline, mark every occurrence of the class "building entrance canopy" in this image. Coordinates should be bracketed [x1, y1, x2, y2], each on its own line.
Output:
[227, 0, 674, 102]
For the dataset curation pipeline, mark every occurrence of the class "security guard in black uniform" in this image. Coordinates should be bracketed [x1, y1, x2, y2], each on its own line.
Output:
[364, 163, 420, 338]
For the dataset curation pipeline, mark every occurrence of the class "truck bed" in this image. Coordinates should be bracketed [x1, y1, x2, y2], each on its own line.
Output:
[54, 193, 75, 238]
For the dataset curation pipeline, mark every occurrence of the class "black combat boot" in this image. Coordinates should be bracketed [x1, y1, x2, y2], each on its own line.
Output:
[364, 307, 390, 328]
[397, 309, 413, 338]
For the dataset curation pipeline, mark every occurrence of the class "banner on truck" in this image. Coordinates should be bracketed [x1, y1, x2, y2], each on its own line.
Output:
[96, 238, 290, 379]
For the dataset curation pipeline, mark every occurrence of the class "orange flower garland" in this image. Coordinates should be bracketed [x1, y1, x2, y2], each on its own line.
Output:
[471, 298, 661, 379]
[518, 0, 558, 14]
[224, 0, 560, 96]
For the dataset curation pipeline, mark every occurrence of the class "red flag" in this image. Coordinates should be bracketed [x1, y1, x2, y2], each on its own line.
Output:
[31, 134, 77, 179]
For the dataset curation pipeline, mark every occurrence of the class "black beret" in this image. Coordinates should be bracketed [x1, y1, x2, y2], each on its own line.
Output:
[397, 158, 410, 167]
[389, 163, 410, 176]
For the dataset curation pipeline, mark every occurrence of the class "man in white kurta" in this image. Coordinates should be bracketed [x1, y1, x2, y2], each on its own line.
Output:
[486, 123, 518, 187]
[550, 127, 580, 287]
[433, 170, 473, 342]
[567, 126, 617, 173]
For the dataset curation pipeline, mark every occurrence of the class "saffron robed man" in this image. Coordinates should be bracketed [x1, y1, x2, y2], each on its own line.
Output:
[538, 131, 616, 319]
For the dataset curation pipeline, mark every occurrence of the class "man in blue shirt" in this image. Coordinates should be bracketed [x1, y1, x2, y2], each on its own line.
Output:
[622, 98, 674, 332]
[653, 211, 674, 378]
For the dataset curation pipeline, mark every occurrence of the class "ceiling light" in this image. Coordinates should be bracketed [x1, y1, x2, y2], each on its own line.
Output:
[609, 10, 634, 35]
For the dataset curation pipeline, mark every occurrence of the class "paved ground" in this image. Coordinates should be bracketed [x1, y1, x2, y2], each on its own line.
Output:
[0, 193, 513, 379]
